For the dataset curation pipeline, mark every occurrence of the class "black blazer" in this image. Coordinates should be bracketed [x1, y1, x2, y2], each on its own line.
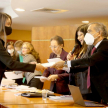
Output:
[70, 39, 108, 103]
[0, 39, 36, 84]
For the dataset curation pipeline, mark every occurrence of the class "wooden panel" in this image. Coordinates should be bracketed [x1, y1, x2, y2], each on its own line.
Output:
[64, 40, 75, 53]
[32, 41, 51, 63]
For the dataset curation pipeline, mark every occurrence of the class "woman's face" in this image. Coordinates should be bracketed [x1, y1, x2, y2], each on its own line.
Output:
[5, 18, 11, 27]
[22, 44, 30, 55]
[77, 31, 85, 45]
[7, 45, 14, 51]
[50, 40, 62, 55]
[7, 45, 14, 54]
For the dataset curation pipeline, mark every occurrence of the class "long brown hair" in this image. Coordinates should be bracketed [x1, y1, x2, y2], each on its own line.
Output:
[74, 24, 88, 58]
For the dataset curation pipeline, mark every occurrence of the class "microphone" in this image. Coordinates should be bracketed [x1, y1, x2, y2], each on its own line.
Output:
[71, 44, 78, 55]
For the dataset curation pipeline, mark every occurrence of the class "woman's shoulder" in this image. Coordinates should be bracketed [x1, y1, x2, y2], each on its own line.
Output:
[25, 54, 34, 57]
[23, 54, 36, 62]
[49, 52, 56, 58]
[62, 48, 68, 55]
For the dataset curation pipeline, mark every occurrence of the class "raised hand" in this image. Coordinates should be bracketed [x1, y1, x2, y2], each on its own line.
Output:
[51, 61, 65, 70]
[36, 63, 47, 72]
[67, 51, 74, 60]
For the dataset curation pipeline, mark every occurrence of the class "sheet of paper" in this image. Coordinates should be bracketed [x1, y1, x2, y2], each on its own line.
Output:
[1, 78, 15, 86]
[34, 76, 48, 80]
[49, 95, 73, 100]
[4, 72, 23, 80]
[41, 62, 55, 67]
[47, 58, 63, 63]
[47, 58, 69, 72]
[62, 67, 70, 72]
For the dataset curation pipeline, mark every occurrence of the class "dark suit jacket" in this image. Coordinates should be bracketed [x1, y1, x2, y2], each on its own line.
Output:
[70, 39, 108, 103]
[0, 39, 36, 84]
[43, 49, 69, 94]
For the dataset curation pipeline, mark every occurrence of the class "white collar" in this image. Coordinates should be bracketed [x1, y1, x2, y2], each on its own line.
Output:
[95, 40, 102, 48]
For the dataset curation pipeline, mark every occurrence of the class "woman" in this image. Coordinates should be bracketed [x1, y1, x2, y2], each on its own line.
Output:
[14, 40, 23, 55]
[6, 41, 18, 60]
[0, 12, 45, 84]
[67, 24, 93, 99]
[6, 41, 23, 85]
[40, 36, 70, 95]
[15, 42, 43, 89]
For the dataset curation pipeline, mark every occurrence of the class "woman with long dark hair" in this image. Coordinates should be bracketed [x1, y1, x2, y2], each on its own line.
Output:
[67, 24, 93, 99]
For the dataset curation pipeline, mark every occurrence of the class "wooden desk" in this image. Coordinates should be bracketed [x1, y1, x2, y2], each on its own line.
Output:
[1, 104, 106, 108]
[0, 88, 73, 105]
[0, 88, 106, 108]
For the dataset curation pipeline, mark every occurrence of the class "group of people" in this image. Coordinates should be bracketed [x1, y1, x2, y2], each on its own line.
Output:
[6, 40, 43, 89]
[0, 12, 108, 104]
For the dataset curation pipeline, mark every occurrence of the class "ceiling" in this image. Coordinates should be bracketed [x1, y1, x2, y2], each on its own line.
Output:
[1, 0, 108, 30]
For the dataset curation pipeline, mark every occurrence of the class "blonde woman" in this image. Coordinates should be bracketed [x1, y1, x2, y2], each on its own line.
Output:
[15, 42, 43, 89]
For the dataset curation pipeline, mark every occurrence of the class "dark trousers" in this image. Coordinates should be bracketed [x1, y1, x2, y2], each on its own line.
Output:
[15, 78, 23, 85]
[82, 82, 102, 103]
[28, 78, 43, 89]
[53, 83, 70, 95]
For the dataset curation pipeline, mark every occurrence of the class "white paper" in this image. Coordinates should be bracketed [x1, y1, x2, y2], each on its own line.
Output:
[1, 78, 15, 86]
[49, 95, 73, 100]
[34, 76, 48, 80]
[5, 72, 23, 80]
[47, 58, 63, 63]
[15, 85, 37, 92]
[47, 58, 69, 72]
[41, 62, 55, 67]
[62, 67, 70, 72]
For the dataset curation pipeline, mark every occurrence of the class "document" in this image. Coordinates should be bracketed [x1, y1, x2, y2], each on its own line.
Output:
[1, 78, 15, 87]
[49, 95, 73, 101]
[34, 76, 48, 80]
[47, 58, 63, 63]
[41, 62, 55, 67]
[47, 58, 69, 72]
[4, 72, 23, 80]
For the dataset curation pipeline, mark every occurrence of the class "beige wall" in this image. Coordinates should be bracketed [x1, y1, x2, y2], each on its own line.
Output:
[7, 29, 31, 42]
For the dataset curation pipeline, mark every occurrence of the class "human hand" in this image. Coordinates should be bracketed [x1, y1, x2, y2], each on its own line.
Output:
[29, 61, 37, 64]
[51, 61, 65, 70]
[36, 63, 47, 72]
[67, 51, 74, 60]
[48, 75, 59, 81]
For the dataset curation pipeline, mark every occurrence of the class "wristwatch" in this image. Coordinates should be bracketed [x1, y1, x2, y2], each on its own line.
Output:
[63, 61, 67, 67]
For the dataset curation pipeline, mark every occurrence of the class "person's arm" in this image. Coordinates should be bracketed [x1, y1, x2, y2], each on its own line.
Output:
[51, 46, 108, 71]
[42, 68, 50, 77]
[57, 72, 69, 79]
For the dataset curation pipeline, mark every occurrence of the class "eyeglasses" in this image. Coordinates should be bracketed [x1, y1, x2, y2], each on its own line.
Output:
[21, 47, 29, 50]
[49, 46, 59, 49]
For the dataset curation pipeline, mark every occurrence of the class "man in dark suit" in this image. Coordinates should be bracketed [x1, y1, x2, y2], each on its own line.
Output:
[51, 22, 108, 104]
